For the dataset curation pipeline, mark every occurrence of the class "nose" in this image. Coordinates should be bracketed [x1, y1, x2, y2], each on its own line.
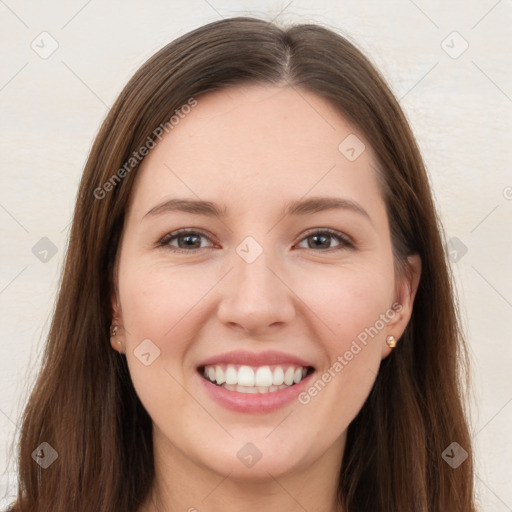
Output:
[216, 247, 296, 335]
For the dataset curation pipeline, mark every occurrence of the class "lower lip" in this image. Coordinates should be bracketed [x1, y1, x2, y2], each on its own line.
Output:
[197, 370, 314, 413]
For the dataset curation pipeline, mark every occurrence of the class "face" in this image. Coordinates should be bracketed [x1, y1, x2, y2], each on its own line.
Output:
[111, 85, 420, 482]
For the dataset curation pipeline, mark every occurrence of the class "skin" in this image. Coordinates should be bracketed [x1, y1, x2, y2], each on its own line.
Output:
[110, 84, 421, 512]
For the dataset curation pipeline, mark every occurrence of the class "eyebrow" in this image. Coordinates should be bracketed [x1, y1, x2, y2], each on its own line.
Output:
[143, 196, 373, 225]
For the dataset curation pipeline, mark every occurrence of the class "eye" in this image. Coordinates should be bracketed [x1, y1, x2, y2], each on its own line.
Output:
[296, 228, 354, 251]
[156, 228, 354, 253]
[156, 229, 215, 253]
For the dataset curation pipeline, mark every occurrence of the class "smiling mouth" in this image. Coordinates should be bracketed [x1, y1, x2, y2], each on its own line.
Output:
[198, 364, 315, 394]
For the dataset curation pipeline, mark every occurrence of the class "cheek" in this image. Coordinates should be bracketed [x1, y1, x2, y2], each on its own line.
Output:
[301, 260, 395, 345]
[292, 267, 393, 435]
[119, 260, 212, 340]
[117, 262, 210, 402]
[119, 250, 395, 359]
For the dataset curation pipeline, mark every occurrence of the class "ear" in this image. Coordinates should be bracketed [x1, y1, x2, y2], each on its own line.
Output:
[110, 278, 125, 353]
[381, 253, 422, 358]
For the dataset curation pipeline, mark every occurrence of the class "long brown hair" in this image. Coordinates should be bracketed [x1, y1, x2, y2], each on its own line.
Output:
[7, 16, 477, 512]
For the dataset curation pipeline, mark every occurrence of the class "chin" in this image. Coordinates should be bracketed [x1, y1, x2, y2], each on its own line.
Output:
[194, 435, 307, 480]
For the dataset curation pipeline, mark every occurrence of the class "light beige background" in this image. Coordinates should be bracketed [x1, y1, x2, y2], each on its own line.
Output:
[1, 1, 511, 510]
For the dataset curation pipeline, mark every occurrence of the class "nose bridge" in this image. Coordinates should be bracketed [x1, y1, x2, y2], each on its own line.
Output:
[216, 234, 295, 331]
[238, 242, 274, 287]
[233, 235, 282, 302]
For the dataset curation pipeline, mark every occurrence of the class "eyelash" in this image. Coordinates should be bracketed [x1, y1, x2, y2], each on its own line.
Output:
[156, 228, 354, 253]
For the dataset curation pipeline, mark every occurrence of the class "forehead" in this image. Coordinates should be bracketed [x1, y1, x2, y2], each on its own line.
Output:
[127, 84, 385, 221]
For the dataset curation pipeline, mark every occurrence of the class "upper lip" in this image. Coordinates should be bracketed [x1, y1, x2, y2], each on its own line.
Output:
[197, 350, 315, 369]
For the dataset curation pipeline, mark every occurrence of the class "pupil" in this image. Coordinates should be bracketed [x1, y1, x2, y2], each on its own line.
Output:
[180, 234, 199, 248]
[311, 234, 328, 248]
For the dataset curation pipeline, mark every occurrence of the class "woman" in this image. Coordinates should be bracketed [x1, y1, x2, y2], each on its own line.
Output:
[7, 16, 477, 512]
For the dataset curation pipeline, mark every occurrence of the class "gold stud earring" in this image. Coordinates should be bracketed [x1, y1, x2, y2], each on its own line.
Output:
[110, 325, 122, 349]
[386, 335, 397, 348]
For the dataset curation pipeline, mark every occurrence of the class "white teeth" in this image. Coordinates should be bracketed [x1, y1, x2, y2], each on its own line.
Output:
[272, 366, 284, 385]
[255, 366, 273, 387]
[202, 363, 311, 391]
[215, 365, 225, 385]
[222, 383, 291, 393]
[225, 365, 237, 385]
[237, 384, 257, 393]
[284, 367, 295, 386]
[238, 366, 255, 387]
